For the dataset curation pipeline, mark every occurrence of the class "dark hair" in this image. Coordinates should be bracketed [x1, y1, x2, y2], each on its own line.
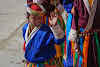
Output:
[41, 0, 55, 16]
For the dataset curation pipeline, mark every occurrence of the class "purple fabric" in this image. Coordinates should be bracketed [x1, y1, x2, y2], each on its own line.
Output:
[93, 0, 100, 29]
[71, 0, 89, 30]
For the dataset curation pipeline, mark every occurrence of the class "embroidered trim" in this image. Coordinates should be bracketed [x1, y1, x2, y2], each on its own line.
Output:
[25, 24, 39, 47]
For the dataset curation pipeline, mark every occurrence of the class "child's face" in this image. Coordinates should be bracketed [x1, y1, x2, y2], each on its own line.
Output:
[29, 14, 42, 26]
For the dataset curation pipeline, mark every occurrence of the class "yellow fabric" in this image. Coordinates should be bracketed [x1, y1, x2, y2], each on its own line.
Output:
[27, 63, 30, 67]
[71, 7, 74, 14]
[71, 41, 76, 67]
[55, 44, 62, 58]
[88, 0, 93, 7]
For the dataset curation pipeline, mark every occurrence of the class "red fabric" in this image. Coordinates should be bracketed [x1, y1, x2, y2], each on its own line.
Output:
[23, 41, 26, 52]
[45, 64, 56, 67]
[71, 0, 89, 30]
[31, 4, 42, 12]
[64, 30, 66, 57]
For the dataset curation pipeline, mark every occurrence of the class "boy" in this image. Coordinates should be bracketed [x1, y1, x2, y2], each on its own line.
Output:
[22, 3, 65, 67]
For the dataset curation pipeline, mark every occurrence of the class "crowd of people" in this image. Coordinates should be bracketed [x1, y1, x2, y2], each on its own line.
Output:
[22, 0, 100, 67]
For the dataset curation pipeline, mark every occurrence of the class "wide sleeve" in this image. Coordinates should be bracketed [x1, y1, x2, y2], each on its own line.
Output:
[50, 24, 65, 44]
[22, 23, 28, 40]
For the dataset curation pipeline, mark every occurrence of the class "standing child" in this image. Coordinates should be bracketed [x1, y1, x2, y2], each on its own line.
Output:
[22, 3, 65, 67]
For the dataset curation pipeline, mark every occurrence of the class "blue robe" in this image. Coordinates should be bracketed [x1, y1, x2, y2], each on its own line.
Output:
[63, 0, 73, 67]
[22, 24, 65, 63]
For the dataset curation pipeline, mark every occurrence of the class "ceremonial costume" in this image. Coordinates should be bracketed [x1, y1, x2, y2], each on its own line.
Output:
[23, 24, 64, 62]
[22, 1, 65, 67]
[87, 0, 100, 67]
[68, 0, 100, 67]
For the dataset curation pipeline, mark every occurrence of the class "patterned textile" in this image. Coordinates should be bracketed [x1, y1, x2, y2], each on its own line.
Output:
[71, 33, 90, 67]
[24, 56, 65, 67]
[23, 1, 67, 67]
[70, 0, 89, 66]
[63, 0, 73, 67]
[24, 58, 56, 67]
[66, 13, 73, 67]
[62, 0, 100, 67]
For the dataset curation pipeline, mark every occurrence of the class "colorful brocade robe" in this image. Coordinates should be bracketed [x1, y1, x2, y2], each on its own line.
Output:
[22, 23, 65, 63]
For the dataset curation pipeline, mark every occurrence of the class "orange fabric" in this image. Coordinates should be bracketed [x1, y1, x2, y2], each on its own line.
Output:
[44, 16, 46, 24]
[32, 64, 35, 67]
[82, 35, 90, 67]
[55, 44, 62, 58]
[88, 0, 93, 7]
[71, 7, 74, 14]
[71, 41, 76, 67]
[27, 63, 29, 67]
[42, 16, 46, 24]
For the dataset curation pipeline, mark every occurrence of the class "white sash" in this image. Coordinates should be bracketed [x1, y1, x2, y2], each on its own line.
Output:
[83, 0, 91, 15]
[83, 0, 97, 31]
[25, 24, 39, 47]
